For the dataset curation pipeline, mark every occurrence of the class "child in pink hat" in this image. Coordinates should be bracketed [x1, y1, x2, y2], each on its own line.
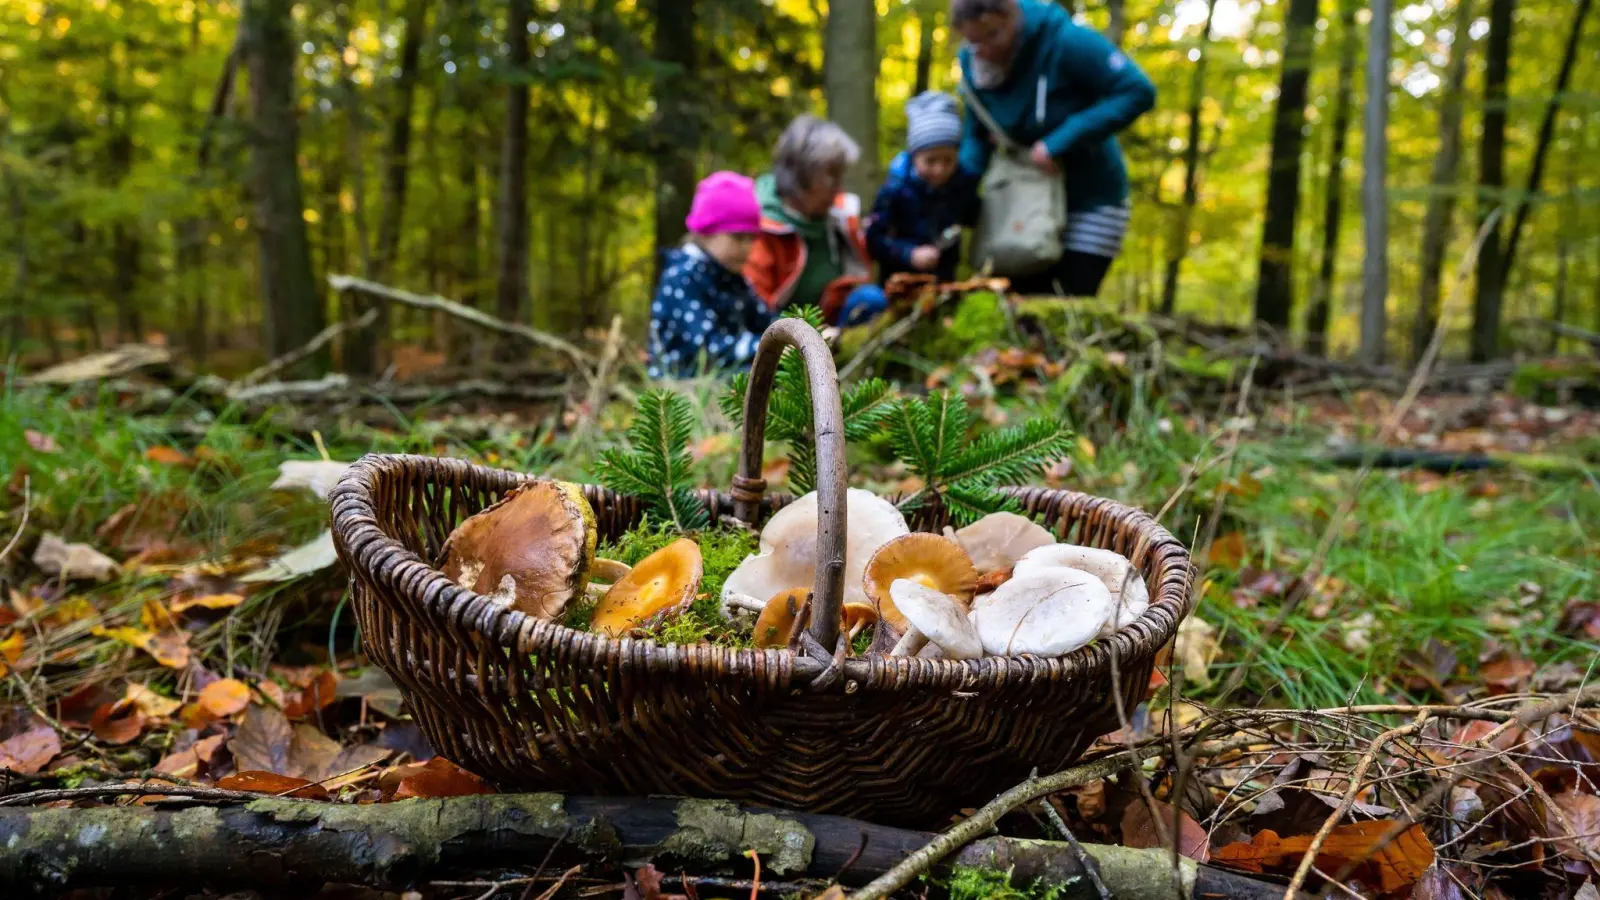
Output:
[649, 172, 775, 379]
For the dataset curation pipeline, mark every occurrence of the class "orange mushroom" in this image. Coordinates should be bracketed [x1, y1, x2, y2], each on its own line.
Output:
[440, 480, 596, 619]
[753, 588, 811, 649]
[862, 533, 979, 636]
[589, 539, 703, 637]
[840, 603, 879, 642]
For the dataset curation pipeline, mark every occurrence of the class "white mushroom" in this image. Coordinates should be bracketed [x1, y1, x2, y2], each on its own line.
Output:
[946, 512, 1057, 573]
[721, 488, 909, 617]
[1013, 544, 1149, 636]
[886, 579, 983, 660]
[970, 568, 1115, 657]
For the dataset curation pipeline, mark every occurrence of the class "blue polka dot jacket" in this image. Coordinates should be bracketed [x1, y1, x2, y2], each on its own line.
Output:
[648, 242, 776, 380]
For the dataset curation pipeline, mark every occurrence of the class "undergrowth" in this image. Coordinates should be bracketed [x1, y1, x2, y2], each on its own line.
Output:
[942, 865, 1067, 900]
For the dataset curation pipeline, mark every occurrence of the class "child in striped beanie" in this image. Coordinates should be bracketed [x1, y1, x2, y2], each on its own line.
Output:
[865, 91, 981, 284]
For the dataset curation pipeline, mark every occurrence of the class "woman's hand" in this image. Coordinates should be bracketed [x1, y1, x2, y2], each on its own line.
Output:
[910, 245, 941, 271]
[1030, 142, 1058, 174]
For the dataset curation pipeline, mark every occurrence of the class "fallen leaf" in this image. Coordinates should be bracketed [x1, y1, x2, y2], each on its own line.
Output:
[153, 733, 227, 780]
[91, 625, 191, 669]
[239, 530, 337, 584]
[89, 699, 146, 746]
[1206, 532, 1247, 569]
[25, 345, 172, 385]
[124, 683, 182, 720]
[285, 670, 340, 720]
[1550, 790, 1600, 861]
[45, 596, 96, 628]
[199, 679, 252, 718]
[216, 770, 331, 800]
[1172, 616, 1218, 688]
[0, 726, 61, 775]
[1408, 864, 1468, 900]
[24, 430, 58, 453]
[337, 668, 405, 719]
[1576, 882, 1600, 900]
[229, 705, 294, 776]
[0, 631, 24, 677]
[169, 593, 246, 614]
[1480, 652, 1536, 695]
[629, 863, 692, 900]
[270, 460, 353, 500]
[32, 533, 121, 582]
[1121, 799, 1210, 862]
[1213, 820, 1434, 895]
[389, 757, 495, 800]
[143, 445, 193, 466]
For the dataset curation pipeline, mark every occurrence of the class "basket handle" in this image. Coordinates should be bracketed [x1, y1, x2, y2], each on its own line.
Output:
[733, 319, 848, 655]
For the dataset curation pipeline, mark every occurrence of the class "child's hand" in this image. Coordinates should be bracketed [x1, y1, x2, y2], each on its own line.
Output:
[910, 245, 941, 271]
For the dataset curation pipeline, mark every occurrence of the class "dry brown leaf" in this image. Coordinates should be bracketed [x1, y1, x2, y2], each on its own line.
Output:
[89, 699, 145, 746]
[199, 679, 252, 718]
[1550, 790, 1600, 860]
[1121, 798, 1211, 862]
[91, 625, 191, 669]
[169, 593, 245, 614]
[0, 631, 24, 678]
[1213, 820, 1434, 895]
[229, 705, 293, 776]
[24, 430, 58, 453]
[153, 733, 228, 780]
[33, 533, 121, 582]
[216, 770, 331, 800]
[143, 446, 193, 467]
[1172, 616, 1219, 688]
[285, 670, 339, 720]
[228, 705, 385, 783]
[1480, 653, 1536, 695]
[1205, 531, 1248, 569]
[124, 683, 182, 720]
[0, 726, 61, 775]
[389, 757, 495, 800]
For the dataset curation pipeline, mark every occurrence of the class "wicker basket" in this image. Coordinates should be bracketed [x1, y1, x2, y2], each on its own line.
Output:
[330, 320, 1194, 828]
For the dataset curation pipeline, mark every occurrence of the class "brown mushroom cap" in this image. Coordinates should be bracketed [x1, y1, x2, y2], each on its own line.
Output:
[840, 602, 880, 641]
[440, 480, 596, 619]
[753, 588, 811, 649]
[590, 539, 703, 637]
[862, 533, 979, 634]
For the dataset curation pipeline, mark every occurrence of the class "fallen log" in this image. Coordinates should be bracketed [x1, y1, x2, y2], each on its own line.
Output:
[0, 792, 1298, 899]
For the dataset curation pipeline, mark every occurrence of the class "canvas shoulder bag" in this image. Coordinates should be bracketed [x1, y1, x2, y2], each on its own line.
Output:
[958, 77, 1067, 277]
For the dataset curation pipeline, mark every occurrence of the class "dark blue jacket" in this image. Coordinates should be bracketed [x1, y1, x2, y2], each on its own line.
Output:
[647, 243, 774, 379]
[957, 0, 1155, 213]
[865, 152, 981, 283]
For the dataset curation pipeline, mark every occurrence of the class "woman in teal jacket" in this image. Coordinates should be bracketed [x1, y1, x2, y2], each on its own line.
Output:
[954, 0, 1155, 297]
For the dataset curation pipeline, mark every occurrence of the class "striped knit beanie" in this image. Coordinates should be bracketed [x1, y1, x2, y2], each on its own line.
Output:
[905, 91, 962, 155]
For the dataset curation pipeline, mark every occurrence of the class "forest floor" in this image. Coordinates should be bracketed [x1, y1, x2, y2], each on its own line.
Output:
[3, 310, 1600, 899]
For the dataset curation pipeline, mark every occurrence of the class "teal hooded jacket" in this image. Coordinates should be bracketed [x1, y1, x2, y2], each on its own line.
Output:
[957, 0, 1156, 213]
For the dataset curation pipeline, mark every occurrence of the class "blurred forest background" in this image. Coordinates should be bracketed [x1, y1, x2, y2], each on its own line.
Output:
[0, 0, 1594, 376]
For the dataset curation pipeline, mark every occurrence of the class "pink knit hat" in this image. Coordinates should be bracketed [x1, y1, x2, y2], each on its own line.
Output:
[685, 171, 762, 235]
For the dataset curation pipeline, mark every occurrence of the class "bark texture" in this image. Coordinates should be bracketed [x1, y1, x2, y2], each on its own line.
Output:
[1411, 0, 1475, 363]
[1305, 0, 1357, 355]
[1471, 0, 1514, 361]
[1252, 0, 1319, 331]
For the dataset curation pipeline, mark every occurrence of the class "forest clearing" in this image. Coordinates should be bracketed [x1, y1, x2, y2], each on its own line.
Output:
[3, 0, 1600, 898]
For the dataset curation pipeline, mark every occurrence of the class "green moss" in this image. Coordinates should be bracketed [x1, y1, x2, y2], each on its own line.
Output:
[943, 865, 1069, 900]
[925, 293, 1011, 360]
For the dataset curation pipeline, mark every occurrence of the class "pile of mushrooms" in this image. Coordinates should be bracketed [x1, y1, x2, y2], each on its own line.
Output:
[721, 502, 1151, 660]
[437, 479, 1150, 657]
[439, 480, 710, 638]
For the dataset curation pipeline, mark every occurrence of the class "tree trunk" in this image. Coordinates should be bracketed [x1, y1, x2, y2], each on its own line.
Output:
[493, 0, 533, 362]
[1106, 0, 1127, 47]
[0, 793, 1300, 900]
[337, 2, 377, 373]
[368, 0, 431, 355]
[1500, 0, 1592, 282]
[1159, 0, 1217, 316]
[1358, 0, 1391, 365]
[1411, 0, 1475, 363]
[241, 0, 325, 367]
[825, 0, 881, 198]
[1471, 0, 1514, 362]
[1252, 0, 1318, 332]
[105, 71, 142, 345]
[651, 0, 698, 290]
[1304, 0, 1357, 355]
[913, 0, 937, 96]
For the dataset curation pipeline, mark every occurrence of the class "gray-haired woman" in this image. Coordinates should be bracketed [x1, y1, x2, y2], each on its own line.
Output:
[745, 115, 886, 327]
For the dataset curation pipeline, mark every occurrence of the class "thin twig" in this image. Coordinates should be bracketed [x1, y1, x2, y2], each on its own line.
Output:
[1041, 794, 1113, 900]
[0, 474, 29, 565]
[238, 307, 378, 386]
[1281, 712, 1430, 899]
[0, 783, 265, 807]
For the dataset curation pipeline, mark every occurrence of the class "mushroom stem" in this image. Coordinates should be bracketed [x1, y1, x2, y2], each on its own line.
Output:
[590, 558, 632, 583]
[889, 626, 927, 658]
[725, 593, 767, 615]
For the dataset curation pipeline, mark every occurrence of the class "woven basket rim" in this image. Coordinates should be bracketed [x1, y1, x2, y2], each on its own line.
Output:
[329, 452, 1194, 689]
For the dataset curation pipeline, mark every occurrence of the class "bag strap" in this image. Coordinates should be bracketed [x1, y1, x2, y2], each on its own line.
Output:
[957, 76, 1018, 154]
